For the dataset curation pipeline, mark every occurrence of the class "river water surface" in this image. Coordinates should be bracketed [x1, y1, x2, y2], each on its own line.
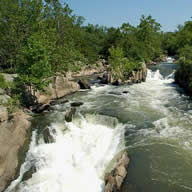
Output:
[5, 63, 192, 192]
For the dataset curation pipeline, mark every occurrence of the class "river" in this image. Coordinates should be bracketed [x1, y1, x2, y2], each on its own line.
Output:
[5, 63, 192, 192]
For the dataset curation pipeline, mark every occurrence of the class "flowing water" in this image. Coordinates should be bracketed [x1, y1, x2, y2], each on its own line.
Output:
[5, 63, 192, 192]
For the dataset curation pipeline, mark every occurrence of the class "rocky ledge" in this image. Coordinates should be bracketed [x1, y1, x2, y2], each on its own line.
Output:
[104, 151, 130, 192]
[0, 110, 31, 192]
[99, 63, 147, 85]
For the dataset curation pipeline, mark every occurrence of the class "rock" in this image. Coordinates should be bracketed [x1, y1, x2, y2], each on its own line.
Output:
[115, 176, 124, 189]
[0, 111, 31, 192]
[117, 151, 129, 167]
[0, 106, 8, 122]
[78, 79, 91, 89]
[115, 165, 127, 178]
[42, 127, 55, 143]
[112, 80, 120, 86]
[33, 104, 50, 113]
[105, 183, 114, 192]
[104, 151, 129, 192]
[35, 74, 80, 105]
[65, 107, 76, 122]
[100, 72, 109, 84]
[71, 102, 84, 107]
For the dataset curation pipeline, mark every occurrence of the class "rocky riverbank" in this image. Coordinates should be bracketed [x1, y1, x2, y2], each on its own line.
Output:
[0, 110, 31, 192]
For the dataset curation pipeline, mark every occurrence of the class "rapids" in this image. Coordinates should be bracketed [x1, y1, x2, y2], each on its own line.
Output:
[5, 63, 192, 192]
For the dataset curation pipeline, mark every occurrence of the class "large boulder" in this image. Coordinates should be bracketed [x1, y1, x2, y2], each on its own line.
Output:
[0, 111, 31, 192]
[35, 74, 80, 105]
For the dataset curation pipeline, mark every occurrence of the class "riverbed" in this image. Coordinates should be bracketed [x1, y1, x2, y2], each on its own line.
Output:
[5, 63, 192, 192]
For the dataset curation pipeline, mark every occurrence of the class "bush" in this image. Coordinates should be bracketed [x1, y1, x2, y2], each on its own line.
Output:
[6, 95, 20, 114]
[108, 47, 142, 81]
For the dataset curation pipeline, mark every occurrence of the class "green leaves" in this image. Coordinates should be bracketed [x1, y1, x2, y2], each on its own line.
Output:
[108, 47, 142, 81]
[17, 33, 52, 92]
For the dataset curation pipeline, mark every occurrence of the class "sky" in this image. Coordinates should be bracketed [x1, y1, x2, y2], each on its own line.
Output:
[64, 0, 192, 32]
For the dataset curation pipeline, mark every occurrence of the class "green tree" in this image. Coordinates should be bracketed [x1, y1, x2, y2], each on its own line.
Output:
[17, 33, 52, 94]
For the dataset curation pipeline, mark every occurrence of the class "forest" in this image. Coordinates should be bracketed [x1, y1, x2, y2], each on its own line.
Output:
[0, 0, 192, 107]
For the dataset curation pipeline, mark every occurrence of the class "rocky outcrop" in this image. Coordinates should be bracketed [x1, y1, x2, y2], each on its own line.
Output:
[35, 74, 80, 106]
[66, 59, 106, 78]
[99, 63, 147, 85]
[104, 151, 129, 192]
[0, 111, 31, 192]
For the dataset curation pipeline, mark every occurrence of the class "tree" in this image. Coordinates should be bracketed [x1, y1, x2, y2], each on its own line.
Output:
[17, 33, 52, 94]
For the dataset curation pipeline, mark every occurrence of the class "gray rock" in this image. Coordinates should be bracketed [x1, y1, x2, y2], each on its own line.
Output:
[115, 176, 124, 189]
[104, 151, 129, 192]
[0, 106, 8, 122]
[33, 104, 50, 113]
[117, 151, 129, 167]
[115, 165, 127, 178]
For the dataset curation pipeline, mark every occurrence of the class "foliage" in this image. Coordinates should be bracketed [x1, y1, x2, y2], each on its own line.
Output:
[108, 47, 142, 81]
[0, 74, 8, 89]
[16, 33, 52, 93]
[0, 73, 14, 92]
[6, 94, 20, 114]
[0, 0, 168, 107]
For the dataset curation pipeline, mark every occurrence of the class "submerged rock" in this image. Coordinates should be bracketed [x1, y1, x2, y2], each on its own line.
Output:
[104, 151, 129, 192]
[71, 102, 84, 107]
